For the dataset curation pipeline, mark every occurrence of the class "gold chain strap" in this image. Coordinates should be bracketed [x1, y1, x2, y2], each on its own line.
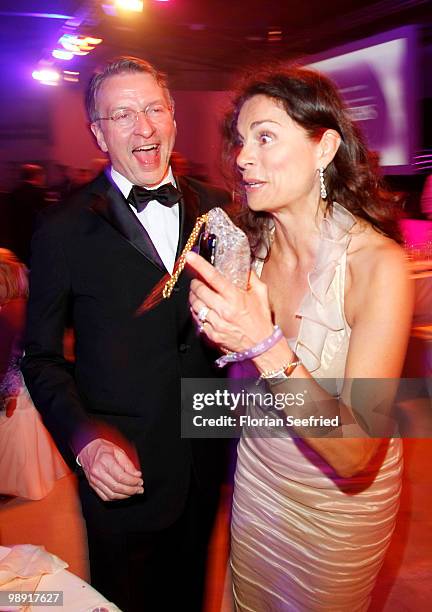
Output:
[162, 213, 209, 299]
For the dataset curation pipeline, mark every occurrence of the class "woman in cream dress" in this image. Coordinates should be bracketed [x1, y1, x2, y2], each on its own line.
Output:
[0, 249, 69, 500]
[187, 68, 413, 611]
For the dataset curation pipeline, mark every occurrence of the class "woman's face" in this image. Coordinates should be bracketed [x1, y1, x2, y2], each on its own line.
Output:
[236, 94, 321, 213]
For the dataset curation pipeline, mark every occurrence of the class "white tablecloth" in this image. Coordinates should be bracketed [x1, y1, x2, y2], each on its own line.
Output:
[0, 546, 121, 612]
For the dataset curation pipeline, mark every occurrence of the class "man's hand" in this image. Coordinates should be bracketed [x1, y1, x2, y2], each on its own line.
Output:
[77, 438, 144, 501]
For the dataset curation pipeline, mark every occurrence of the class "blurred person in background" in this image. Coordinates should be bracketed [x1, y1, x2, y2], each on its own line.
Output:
[68, 167, 93, 195]
[420, 173, 432, 220]
[49, 163, 72, 201]
[170, 150, 190, 175]
[89, 157, 109, 180]
[9, 163, 48, 266]
[0, 249, 69, 499]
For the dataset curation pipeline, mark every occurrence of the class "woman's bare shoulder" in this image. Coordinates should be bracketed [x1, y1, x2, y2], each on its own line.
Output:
[348, 223, 407, 277]
[345, 224, 411, 325]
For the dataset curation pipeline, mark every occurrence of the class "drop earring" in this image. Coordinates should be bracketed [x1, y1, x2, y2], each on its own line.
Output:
[319, 167, 327, 200]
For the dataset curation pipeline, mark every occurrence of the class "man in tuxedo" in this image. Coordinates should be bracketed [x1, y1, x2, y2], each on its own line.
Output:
[22, 57, 229, 611]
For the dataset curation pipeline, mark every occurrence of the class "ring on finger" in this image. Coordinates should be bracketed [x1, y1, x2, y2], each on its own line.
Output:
[197, 306, 210, 324]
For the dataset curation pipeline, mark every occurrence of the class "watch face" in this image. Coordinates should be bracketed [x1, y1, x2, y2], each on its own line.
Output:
[266, 374, 289, 387]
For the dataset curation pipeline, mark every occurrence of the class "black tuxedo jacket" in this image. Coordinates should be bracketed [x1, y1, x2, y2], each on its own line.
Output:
[22, 172, 230, 534]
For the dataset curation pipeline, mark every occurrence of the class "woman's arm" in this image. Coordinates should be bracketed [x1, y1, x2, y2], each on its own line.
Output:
[0, 299, 26, 416]
[187, 245, 414, 478]
[310, 243, 413, 476]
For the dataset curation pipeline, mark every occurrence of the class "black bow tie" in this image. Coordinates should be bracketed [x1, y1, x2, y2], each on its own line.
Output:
[128, 183, 181, 213]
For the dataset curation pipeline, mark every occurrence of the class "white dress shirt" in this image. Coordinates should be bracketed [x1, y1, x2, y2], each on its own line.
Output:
[110, 167, 180, 273]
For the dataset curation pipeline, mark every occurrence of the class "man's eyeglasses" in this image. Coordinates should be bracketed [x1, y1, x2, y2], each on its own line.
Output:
[95, 103, 173, 129]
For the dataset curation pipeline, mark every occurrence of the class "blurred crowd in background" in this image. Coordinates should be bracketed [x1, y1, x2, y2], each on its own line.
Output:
[0, 152, 211, 266]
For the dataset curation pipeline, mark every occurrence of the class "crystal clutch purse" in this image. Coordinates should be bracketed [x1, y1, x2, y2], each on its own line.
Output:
[138, 207, 251, 312]
[203, 207, 251, 289]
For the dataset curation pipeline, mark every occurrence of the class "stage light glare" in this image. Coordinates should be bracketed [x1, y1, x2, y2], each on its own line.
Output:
[59, 33, 103, 54]
[52, 49, 74, 60]
[59, 34, 78, 52]
[32, 68, 61, 83]
[101, 4, 117, 17]
[85, 37, 103, 45]
[114, 1, 144, 12]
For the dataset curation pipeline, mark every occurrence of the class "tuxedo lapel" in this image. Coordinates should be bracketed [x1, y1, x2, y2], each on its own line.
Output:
[176, 175, 201, 258]
[89, 174, 165, 271]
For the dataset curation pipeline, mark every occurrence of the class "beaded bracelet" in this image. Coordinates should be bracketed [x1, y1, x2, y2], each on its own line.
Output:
[215, 325, 283, 368]
[257, 357, 302, 386]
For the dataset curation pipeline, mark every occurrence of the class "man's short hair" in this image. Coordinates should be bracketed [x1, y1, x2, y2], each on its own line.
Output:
[86, 56, 172, 123]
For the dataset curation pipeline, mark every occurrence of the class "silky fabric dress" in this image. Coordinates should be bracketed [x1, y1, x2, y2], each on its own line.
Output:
[231, 203, 403, 611]
[0, 385, 70, 500]
[0, 299, 69, 500]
